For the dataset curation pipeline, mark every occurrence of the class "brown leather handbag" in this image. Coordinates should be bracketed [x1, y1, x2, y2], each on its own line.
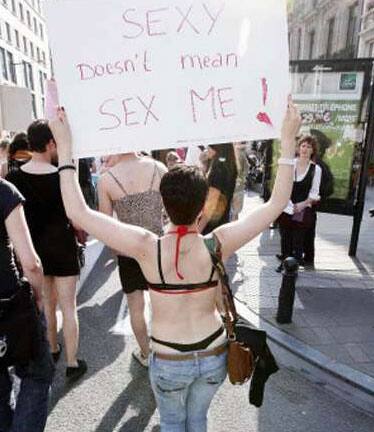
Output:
[205, 236, 255, 385]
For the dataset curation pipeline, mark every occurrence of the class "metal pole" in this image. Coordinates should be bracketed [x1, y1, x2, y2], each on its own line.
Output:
[349, 68, 374, 256]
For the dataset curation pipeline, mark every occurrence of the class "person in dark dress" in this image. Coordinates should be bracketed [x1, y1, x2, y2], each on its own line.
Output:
[277, 136, 321, 271]
[6, 120, 86, 381]
[0, 178, 54, 432]
[199, 143, 238, 234]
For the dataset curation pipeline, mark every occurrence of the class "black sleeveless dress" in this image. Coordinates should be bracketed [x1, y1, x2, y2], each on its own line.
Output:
[6, 170, 80, 277]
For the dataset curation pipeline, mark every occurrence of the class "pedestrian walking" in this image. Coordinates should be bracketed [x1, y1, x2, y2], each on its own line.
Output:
[0, 139, 9, 178]
[98, 153, 167, 366]
[231, 142, 250, 221]
[0, 178, 54, 432]
[277, 135, 321, 272]
[199, 143, 238, 234]
[49, 95, 301, 431]
[7, 133, 32, 174]
[6, 120, 86, 381]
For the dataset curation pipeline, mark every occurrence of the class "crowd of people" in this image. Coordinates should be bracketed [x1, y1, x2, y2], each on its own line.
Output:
[0, 98, 302, 432]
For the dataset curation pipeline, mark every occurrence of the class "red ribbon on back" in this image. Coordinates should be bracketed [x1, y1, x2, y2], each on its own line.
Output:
[168, 226, 197, 280]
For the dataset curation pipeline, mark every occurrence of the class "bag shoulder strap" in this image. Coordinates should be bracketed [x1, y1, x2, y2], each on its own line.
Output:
[203, 234, 238, 333]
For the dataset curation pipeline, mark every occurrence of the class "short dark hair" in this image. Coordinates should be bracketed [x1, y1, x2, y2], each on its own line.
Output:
[160, 165, 208, 225]
[9, 133, 28, 158]
[27, 120, 54, 153]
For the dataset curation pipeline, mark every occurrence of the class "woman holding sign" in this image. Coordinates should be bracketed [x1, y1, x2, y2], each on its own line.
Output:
[49, 97, 301, 432]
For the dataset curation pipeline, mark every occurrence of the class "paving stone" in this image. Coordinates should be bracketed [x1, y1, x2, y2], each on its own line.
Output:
[327, 326, 374, 344]
[344, 343, 371, 363]
[361, 343, 374, 361]
[315, 344, 355, 365]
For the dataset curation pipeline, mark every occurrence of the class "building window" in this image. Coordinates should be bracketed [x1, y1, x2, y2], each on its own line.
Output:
[23, 35, 28, 54]
[346, 2, 358, 50]
[30, 41, 34, 59]
[36, 46, 40, 62]
[326, 17, 335, 58]
[23, 61, 34, 90]
[31, 93, 37, 118]
[27, 10, 31, 28]
[0, 47, 8, 80]
[369, 41, 374, 57]
[297, 28, 302, 59]
[14, 29, 20, 49]
[308, 30, 315, 59]
[33, 17, 37, 35]
[5, 22, 12, 44]
[39, 70, 45, 94]
[11, 0, 16, 14]
[42, 50, 45, 65]
[39, 23, 44, 40]
[7, 51, 17, 83]
[19, 2, 24, 22]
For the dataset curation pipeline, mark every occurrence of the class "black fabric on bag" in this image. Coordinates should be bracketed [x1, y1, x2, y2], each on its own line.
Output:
[204, 235, 279, 406]
[249, 344, 279, 407]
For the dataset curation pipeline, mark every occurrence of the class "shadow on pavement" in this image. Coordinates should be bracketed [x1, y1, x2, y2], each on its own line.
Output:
[95, 361, 157, 432]
[48, 248, 127, 413]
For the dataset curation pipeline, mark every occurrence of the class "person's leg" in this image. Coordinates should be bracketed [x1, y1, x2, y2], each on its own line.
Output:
[303, 213, 317, 264]
[0, 368, 13, 431]
[149, 355, 193, 432]
[186, 353, 227, 432]
[42, 276, 59, 353]
[54, 276, 79, 366]
[12, 313, 54, 432]
[126, 290, 149, 357]
[292, 227, 306, 263]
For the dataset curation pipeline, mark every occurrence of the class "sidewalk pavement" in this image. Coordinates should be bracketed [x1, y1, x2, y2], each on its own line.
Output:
[228, 187, 374, 383]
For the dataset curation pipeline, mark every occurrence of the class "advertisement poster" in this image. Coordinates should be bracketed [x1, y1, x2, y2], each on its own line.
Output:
[45, 0, 289, 158]
[270, 60, 372, 215]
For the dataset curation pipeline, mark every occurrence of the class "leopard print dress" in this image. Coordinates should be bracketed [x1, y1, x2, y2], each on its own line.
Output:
[108, 164, 164, 236]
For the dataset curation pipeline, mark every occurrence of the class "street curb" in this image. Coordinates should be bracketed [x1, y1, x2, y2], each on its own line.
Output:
[234, 300, 374, 399]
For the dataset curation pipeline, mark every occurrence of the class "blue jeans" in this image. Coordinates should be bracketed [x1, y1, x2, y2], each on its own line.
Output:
[149, 351, 227, 432]
[0, 314, 54, 432]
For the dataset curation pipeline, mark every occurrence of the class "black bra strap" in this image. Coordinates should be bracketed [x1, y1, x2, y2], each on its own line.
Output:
[157, 239, 165, 284]
[208, 266, 215, 282]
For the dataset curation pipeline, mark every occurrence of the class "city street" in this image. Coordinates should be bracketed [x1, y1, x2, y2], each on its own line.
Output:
[45, 246, 374, 432]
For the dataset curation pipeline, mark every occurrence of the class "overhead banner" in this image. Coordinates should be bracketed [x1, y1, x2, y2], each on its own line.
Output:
[45, 0, 289, 158]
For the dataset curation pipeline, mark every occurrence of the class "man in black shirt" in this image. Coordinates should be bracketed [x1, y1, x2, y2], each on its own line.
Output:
[0, 178, 54, 431]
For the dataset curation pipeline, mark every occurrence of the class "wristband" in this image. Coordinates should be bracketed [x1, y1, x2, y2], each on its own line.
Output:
[278, 157, 296, 166]
[58, 164, 76, 173]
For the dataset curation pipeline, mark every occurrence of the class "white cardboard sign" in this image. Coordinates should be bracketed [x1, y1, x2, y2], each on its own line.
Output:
[45, 0, 290, 158]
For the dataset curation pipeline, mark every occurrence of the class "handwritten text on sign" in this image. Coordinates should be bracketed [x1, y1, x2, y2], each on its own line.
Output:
[45, 0, 289, 158]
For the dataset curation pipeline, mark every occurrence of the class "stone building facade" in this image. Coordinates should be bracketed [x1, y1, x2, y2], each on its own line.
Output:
[288, 0, 364, 60]
[359, 0, 374, 57]
[0, 0, 51, 121]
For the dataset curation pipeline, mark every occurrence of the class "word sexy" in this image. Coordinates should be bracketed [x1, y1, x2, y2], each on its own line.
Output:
[98, 87, 235, 131]
[122, 3, 225, 39]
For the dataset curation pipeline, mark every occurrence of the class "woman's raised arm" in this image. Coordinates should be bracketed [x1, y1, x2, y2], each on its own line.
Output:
[49, 109, 155, 261]
[214, 96, 302, 260]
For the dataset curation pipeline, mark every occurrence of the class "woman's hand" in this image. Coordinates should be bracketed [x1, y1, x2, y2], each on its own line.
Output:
[293, 201, 307, 213]
[280, 95, 302, 158]
[49, 108, 73, 163]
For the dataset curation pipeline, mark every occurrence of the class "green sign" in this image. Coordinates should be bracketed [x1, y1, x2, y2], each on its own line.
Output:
[339, 73, 357, 91]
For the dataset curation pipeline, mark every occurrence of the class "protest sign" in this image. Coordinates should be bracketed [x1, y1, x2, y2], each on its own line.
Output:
[44, 79, 60, 121]
[45, 0, 289, 158]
